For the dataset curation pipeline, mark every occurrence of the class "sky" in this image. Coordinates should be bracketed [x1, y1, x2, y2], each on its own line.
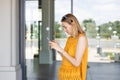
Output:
[55, 0, 120, 25]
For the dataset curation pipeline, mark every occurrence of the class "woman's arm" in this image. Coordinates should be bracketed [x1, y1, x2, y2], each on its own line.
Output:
[62, 36, 87, 67]
[49, 36, 87, 67]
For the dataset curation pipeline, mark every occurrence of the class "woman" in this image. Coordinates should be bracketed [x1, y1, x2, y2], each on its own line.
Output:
[49, 13, 88, 80]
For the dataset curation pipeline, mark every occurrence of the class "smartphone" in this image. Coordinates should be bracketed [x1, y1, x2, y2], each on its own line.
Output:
[47, 37, 50, 41]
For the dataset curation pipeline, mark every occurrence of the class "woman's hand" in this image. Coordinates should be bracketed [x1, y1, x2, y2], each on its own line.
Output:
[49, 40, 64, 53]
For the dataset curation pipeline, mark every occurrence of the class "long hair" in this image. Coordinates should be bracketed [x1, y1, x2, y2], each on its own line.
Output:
[61, 13, 85, 37]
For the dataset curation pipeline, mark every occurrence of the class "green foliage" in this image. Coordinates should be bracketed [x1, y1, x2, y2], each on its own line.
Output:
[82, 19, 97, 38]
[81, 19, 120, 39]
[113, 21, 120, 37]
[100, 21, 120, 39]
[104, 52, 114, 60]
[54, 20, 120, 39]
[100, 23, 112, 39]
[26, 19, 120, 39]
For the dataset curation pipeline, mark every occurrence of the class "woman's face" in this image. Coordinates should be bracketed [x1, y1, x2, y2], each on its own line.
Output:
[62, 22, 73, 35]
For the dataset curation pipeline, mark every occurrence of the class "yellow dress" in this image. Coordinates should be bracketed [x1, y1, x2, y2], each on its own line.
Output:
[58, 34, 88, 80]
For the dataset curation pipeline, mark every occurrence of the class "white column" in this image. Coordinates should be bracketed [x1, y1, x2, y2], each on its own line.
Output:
[0, 0, 22, 80]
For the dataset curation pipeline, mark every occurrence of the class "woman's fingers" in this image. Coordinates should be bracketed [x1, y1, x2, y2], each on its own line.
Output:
[49, 41, 55, 49]
[49, 40, 60, 51]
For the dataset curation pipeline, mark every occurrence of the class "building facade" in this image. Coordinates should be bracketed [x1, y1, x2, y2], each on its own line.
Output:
[0, 0, 54, 80]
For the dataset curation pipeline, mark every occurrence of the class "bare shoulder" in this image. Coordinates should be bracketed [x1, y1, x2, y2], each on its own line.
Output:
[79, 35, 87, 41]
[78, 35, 88, 47]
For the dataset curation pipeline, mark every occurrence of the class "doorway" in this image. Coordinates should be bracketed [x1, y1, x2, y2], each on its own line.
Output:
[20, 0, 57, 79]
[25, 0, 42, 59]
[24, 0, 42, 79]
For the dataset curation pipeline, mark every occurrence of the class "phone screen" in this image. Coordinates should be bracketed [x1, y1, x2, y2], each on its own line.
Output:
[47, 37, 50, 41]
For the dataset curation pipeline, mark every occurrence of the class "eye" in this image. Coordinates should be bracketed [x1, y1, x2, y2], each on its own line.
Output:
[63, 26, 67, 29]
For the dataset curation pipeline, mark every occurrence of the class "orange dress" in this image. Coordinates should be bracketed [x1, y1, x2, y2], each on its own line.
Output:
[58, 34, 88, 80]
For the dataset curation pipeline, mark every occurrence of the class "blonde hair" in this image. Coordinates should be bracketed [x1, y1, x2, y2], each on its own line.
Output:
[61, 13, 85, 37]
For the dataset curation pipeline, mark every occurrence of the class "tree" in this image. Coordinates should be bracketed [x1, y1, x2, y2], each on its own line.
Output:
[82, 19, 97, 38]
[100, 21, 120, 39]
[113, 21, 120, 37]
[54, 20, 120, 39]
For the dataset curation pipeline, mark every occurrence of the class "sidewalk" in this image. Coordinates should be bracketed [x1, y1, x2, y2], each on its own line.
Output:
[88, 47, 114, 63]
